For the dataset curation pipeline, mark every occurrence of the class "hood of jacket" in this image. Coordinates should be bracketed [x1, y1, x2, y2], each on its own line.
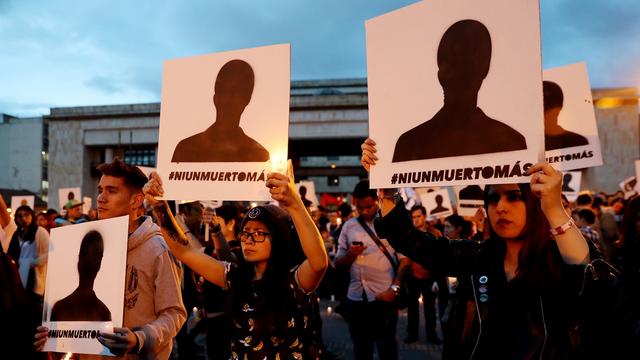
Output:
[128, 216, 162, 251]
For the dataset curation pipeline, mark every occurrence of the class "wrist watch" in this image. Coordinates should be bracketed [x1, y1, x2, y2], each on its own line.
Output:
[390, 284, 401, 295]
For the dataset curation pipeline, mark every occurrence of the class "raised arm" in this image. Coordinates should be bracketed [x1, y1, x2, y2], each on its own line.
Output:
[526, 162, 590, 264]
[266, 172, 328, 293]
[0, 195, 10, 229]
[143, 172, 227, 288]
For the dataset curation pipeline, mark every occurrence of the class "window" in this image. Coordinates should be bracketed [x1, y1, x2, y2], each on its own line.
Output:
[124, 148, 156, 167]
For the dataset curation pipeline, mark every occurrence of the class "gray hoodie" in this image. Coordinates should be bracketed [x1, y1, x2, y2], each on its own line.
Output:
[123, 216, 186, 360]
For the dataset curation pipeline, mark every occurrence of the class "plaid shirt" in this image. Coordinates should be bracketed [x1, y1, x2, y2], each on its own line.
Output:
[580, 225, 601, 251]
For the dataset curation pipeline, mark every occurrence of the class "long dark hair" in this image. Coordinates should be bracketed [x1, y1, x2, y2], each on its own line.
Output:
[14, 205, 38, 243]
[484, 184, 562, 291]
[621, 196, 640, 281]
[226, 208, 298, 339]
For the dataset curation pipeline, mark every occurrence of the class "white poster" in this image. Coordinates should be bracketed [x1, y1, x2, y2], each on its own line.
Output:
[42, 216, 129, 356]
[634, 160, 640, 194]
[366, 0, 544, 188]
[83, 196, 93, 215]
[10, 195, 35, 212]
[295, 180, 319, 209]
[419, 188, 453, 220]
[157, 44, 291, 201]
[454, 185, 485, 217]
[58, 187, 81, 211]
[543, 63, 603, 171]
[620, 176, 637, 199]
[561, 171, 582, 202]
[137, 166, 156, 179]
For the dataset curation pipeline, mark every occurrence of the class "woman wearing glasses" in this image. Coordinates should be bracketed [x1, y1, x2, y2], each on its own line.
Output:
[143, 171, 328, 360]
[361, 138, 619, 359]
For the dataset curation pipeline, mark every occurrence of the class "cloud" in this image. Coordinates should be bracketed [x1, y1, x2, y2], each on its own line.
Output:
[0, 0, 638, 117]
[85, 76, 123, 94]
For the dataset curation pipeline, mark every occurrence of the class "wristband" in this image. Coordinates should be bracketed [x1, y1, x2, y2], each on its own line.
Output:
[550, 217, 575, 236]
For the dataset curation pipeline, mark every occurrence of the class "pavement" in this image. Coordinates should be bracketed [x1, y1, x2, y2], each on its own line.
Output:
[318, 298, 443, 360]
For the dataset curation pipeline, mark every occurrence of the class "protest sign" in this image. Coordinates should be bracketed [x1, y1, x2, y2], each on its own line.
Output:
[419, 188, 454, 220]
[295, 180, 319, 209]
[543, 63, 603, 171]
[620, 176, 637, 199]
[561, 171, 582, 202]
[82, 196, 92, 215]
[454, 185, 485, 217]
[10, 195, 35, 212]
[58, 187, 81, 211]
[157, 44, 290, 201]
[367, 0, 544, 188]
[42, 216, 129, 355]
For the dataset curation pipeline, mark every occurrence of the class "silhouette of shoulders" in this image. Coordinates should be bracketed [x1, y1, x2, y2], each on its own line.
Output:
[431, 205, 449, 214]
[545, 129, 588, 151]
[51, 289, 111, 321]
[393, 108, 527, 162]
[459, 185, 483, 200]
[172, 124, 270, 163]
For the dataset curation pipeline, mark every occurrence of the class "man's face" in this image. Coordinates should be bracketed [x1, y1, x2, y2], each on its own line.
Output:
[68, 205, 82, 220]
[354, 196, 378, 222]
[97, 175, 135, 220]
[411, 209, 427, 230]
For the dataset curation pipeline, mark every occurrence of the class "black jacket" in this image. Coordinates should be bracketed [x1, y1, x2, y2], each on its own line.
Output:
[375, 203, 620, 359]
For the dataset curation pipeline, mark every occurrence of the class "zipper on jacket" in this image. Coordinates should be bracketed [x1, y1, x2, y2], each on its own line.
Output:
[469, 274, 482, 360]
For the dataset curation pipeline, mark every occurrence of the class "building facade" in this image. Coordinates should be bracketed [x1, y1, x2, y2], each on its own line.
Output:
[1, 79, 637, 210]
[0, 114, 47, 199]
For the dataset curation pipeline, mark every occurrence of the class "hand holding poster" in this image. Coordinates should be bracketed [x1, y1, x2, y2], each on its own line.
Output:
[543, 63, 603, 171]
[10, 195, 35, 212]
[42, 216, 129, 356]
[367, 0, 544, 188]
[157, 44, 290, 201]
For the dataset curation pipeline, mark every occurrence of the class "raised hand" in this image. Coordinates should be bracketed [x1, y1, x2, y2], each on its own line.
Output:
[361, 138, 378, 172]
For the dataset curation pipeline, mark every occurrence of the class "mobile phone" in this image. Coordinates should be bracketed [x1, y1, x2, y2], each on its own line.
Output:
[352, 241, 364, 246]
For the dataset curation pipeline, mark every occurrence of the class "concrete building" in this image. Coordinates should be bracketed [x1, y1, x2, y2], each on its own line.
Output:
[6, 79, 637, 210]
[0, 114, 47, 201]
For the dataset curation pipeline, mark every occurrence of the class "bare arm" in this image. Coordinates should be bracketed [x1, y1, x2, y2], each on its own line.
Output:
[527, 162, 590, 264]
[143, 173, 227, 288]
[0, 195, 10, 228]
[267, 171, 328, 293]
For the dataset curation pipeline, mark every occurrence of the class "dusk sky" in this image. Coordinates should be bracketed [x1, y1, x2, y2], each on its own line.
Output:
[1, 0, 639, 117]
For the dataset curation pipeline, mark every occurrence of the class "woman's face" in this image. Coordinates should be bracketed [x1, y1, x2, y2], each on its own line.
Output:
[36, 214, 48, 228]
[486, 184, 527, 240]
[239, 220, 272, 263]
[444, 220, 461, 239]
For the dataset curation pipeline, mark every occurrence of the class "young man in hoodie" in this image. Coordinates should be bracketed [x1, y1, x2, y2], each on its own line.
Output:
[35, 159, 186, 359]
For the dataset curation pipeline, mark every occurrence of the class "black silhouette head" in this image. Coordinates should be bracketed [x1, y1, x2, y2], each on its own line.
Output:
[299, 185, 308, 198]
[543, 81, 563, 112]
[78, 230, 104, 283]
[563, 173, 572, 185]
[214, 60, 255, 123]
[435, 194, 444, 205]
[68, 191, 75, 200]
[437, 20, 492, 104]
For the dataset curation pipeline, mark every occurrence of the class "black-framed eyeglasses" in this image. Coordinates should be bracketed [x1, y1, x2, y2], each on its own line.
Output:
[238, 230, 271, 243]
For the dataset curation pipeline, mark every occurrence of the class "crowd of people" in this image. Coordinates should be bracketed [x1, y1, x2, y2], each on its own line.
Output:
[0, 150, 638, 359]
